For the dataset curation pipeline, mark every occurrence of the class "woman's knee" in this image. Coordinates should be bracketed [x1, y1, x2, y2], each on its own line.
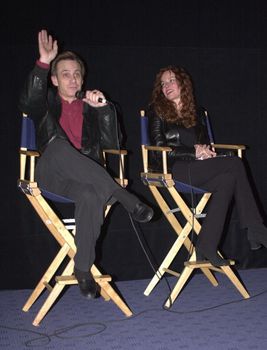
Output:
[208, 172, 235, 193]
[228, 156, 244, 174]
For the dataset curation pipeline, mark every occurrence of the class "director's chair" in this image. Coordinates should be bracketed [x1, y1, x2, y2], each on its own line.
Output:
[140, 109, 250, 308]
[18, 114, 133, 326]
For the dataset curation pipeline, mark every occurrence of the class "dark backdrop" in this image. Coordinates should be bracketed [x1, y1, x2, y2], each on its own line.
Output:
[1, 0, 267, 289]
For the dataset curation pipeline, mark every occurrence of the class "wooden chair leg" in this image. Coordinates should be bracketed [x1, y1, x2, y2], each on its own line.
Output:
[144, 232, 188, 296]
[164, 251, 217, 308]
[91, 265, 133, 317]
[221, 265, 250, 299]
[23, 243, 70, 312]
[32, 259, 75, 326]
[164, 256, 195, 309]
[165, 266, 194, 308]
[200, 268, 218, 287]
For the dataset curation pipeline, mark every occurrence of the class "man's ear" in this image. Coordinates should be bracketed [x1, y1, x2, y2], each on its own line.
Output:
[51, 75, 58, 87]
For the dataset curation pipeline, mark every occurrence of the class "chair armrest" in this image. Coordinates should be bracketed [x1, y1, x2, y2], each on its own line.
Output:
[20, 150, 40, 157]
[102, 149, 128, 188]
[142, 145, 172, 174]
[144, 145, 172, 152]
[103, 149, 128, 155]
[20, 148, 40, 182]
[213, 143, 246, 151]
[213, 143, 246, 158]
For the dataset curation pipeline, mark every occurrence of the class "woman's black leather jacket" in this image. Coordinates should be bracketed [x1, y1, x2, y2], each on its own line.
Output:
[18, 64, 121, 164]
[147, 106, 210, 168]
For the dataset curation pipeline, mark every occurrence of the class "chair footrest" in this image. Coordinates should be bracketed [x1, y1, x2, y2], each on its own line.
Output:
[55, 274, 112, 285]
[115, 178, 128, 187]
[94, 275, 112, 283]
[185, 260, 235, 268]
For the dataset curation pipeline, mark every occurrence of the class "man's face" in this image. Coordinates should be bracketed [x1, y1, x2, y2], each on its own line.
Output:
[51, 59, 83, 101]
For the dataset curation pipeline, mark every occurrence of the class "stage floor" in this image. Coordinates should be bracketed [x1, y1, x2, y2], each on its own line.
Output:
[1, 267, 267, 349]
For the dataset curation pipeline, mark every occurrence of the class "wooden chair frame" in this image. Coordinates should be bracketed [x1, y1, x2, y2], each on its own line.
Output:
[140, 110, 250, 308]
[19, 115, 132, 326]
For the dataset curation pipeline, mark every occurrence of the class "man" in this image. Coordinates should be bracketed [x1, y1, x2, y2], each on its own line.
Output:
[19, 29, 153, 299]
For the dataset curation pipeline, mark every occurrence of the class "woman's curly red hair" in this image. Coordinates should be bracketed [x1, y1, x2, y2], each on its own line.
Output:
[150, 66, 197, 128]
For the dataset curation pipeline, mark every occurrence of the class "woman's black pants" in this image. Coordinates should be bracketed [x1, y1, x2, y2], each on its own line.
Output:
[171, 156, 262, 252]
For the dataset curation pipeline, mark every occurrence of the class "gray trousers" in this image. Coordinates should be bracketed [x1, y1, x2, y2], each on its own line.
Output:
[36, 138, 126, 271]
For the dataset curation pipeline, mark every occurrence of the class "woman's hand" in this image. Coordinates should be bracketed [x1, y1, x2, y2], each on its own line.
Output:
[38, 29, 58, 65]
[195, 144, 217, 160]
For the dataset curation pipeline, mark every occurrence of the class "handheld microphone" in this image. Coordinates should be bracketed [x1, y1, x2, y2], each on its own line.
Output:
[75, 90, 107, 104]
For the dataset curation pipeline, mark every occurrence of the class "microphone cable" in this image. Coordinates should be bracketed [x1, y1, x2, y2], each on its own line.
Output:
[162, 161, 197, 308]
[106, 100, 127, 189]
[105, 101, 176, 305]
[187, 160, 198, 260]
[111, 102, 167, 283]
[128, 212, 174, 298]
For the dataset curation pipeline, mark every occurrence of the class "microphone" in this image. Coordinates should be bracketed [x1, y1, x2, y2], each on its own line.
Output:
[75, 90, 107, 104]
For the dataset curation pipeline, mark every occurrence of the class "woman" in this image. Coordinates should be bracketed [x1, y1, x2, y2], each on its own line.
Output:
[148, 65, 267, 266]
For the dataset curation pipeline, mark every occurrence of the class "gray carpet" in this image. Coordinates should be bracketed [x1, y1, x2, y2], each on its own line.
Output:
[1, 267, 267, 349]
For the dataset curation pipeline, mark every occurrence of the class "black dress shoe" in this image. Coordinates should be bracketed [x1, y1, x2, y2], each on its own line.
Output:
[195, 248, 230, 267]
[77, 278, 100, 299]
[131, 202, 154, 223]
[74, 268, 100, 299]
[247, 224, 267, 250]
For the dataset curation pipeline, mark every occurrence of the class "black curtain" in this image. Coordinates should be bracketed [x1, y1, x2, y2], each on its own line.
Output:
[1, 0, 267, 289]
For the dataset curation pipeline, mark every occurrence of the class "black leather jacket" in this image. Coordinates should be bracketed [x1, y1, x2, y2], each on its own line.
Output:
[19, 64, 120, 164]
[148, 106, 210, 167]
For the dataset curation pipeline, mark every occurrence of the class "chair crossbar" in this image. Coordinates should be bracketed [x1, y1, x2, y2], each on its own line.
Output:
[166, 207, 181, 214]
[141, 174, 174, 188]
[166, 207, 207, 219]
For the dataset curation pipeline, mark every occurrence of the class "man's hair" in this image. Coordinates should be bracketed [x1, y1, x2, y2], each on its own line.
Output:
[51, 50, 86, 78]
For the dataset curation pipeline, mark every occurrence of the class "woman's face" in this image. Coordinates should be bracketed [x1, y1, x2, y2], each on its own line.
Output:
[160, 70, 181, 106]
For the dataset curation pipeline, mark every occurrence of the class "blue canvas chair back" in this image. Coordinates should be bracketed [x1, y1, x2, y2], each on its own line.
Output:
[140, 113, 150, 146]
[203, 109, 214, 144]
[140, 111, 207, 195]
[20, 115, 73, 204]
[21, 116, 36, 150]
